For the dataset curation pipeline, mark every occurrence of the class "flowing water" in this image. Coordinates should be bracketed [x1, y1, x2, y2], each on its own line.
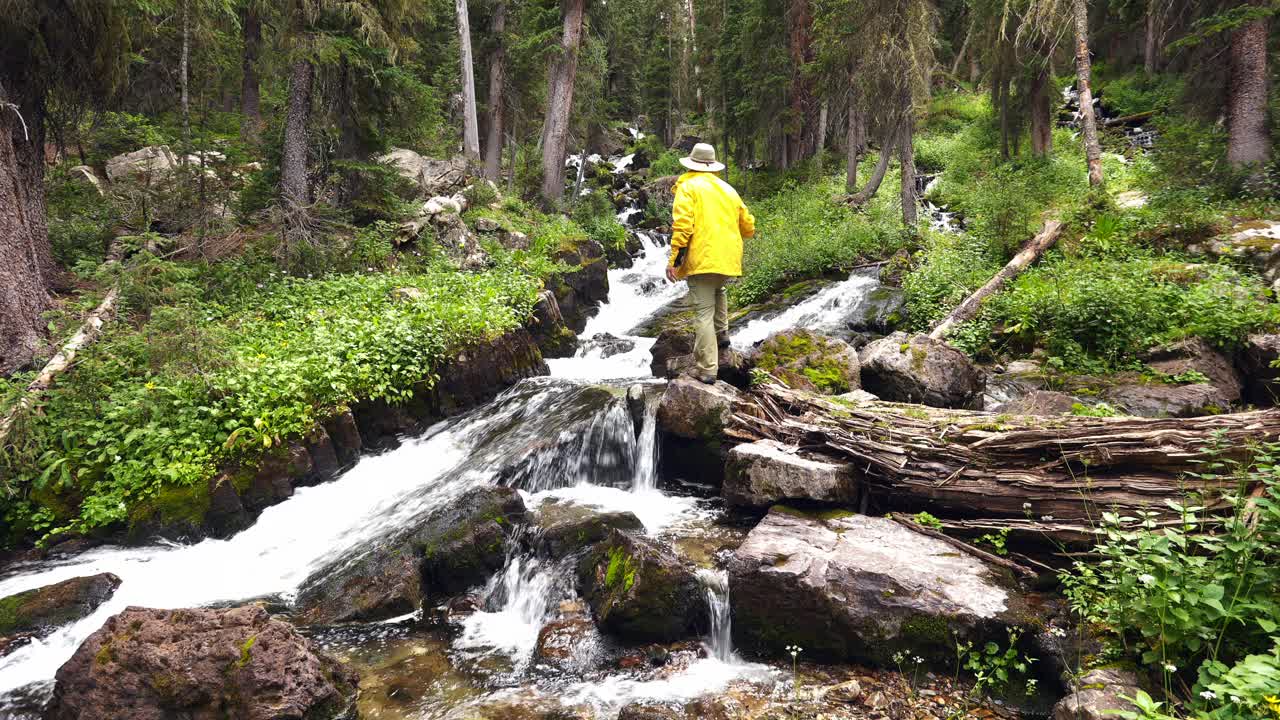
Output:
[0, 201, 784, 718]
[730, 266, 886, 349]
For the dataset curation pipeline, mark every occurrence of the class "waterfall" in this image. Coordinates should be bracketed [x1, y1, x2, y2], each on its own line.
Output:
[697, 569, 736, 663]
[631, 390, 662, 492]
[730, 267, 883, 348]
[455, 549, 567, 670]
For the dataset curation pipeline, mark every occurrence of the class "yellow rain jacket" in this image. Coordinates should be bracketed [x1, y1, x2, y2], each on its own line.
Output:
[668, 171, 755, 280]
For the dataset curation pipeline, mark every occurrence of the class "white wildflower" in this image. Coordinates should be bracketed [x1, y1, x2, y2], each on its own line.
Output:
[1138, 573, 1156, 586]
[1022, 502, 1032, 510]
[1163, 663, 1177, 673]
[1200, 691, 1216, 700]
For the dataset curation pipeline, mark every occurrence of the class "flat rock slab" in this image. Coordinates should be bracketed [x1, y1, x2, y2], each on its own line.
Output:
[724, 440, 859, 510]
[730, 508, 1031, 667]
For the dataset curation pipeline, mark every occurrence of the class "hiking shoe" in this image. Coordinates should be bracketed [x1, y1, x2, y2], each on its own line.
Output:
[717, 334, 731, 348]
[696, 373, 717, 384]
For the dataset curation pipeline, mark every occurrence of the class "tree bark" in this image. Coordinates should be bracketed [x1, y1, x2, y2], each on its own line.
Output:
[950, 19, 973, 78]
[1227, 2, 1270, 179]
[1144, 1, 1158, 77]
[483, 1, 507, 180]
[0, 78, 50, 376]
[844, 122, 898, 206]
[929, 219, 1063, 340]
[1029, 67, 1053, 157]
[785, 0, 816, 161]
[1072, 0, 1104, 186]
[456, 0, 481, 162]
[727, 384, 1280, 545]
[844, 91, 865, 192]
[539, 0, 586, 205]
[180, 0, 190, 143]
[816, 99, 829, 153]
[899, 121, 917, 227]
[281, 58, 314, 210]
[240, 3, 262, 142]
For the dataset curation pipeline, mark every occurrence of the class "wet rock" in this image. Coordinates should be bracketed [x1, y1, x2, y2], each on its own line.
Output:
[531, 498, 645, 558]
[643, 175, 679, 208]
[1052, 668, 1142, 720]
[729, 508, 1033, 667]
[1238, 333, 1280, 406]
[0, 574, 120, 657]
[1001, 390, 1079, 416]
[551, 240, 610, 333]
[322, 410, 362, 465]
[589, 333, 637, 358]
[627, 383, 648, 436]
[527, 290, 579, 360]
[752, 330, 860, 395]
[723, 440, 859, 511]
[1104, 382, 1232, 418]
[295, 486, 527, 624]
[649, 326, 694, 377]
[45, 605, 358, 720]
[533, 600, 607, 674]
[576, 529, 708, 643]
[847, 285, 906, 334]
[1145, 337, 1243, 404]
[239, 443, 312, 512]
[105, 145, 178, 184]
[379, 148, 468, 197]
[302, 426, 341, 484]
[656, 377, 740, 442]
[860, 332, 984, 408]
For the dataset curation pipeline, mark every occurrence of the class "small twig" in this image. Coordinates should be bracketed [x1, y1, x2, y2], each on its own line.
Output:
[4, 101, 30, 141]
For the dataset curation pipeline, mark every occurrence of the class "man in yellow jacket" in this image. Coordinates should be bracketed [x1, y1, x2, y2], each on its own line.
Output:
[665, 143, 756, 383]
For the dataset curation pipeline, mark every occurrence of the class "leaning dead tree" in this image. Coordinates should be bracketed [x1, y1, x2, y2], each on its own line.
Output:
[728, 384, 1280, 545]
[929, 218, 1063, 340]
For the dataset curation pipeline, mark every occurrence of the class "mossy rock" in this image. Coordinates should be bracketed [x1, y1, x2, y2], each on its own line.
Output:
[753, 329, 861, 395]
[575, 529, 707, 643]
[0, 573, 120, 640]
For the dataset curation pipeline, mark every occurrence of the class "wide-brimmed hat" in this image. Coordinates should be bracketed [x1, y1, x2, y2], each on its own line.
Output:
[679, 143, 726, 172]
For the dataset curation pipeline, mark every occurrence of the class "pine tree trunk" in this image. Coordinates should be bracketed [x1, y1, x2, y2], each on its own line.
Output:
[281, 58, 314, 209]
[785, 0, 816, 161]
[1072, 0, 1104, 186]
[998, 69, 1011, 160]
[1227, 2, 1270, 180]
[0, 78, 50, 375]
[483, 2, 507, 180]
[950, 20, 973, 78]
[816, 99, 829, 153]
[845, 122, 898, 206]
[899, 116, 917, 227]
[539, 0, 586, 204]
[845, 93, 865, 192]
[180, 0, 190, 144]
[456, 0, 481, 162]
[1030, 67, 1053, 157]
[240, 4, 262, 142]
[1144, 1, 1158, 77]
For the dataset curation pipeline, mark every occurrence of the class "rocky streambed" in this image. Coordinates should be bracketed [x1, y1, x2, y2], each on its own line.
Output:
[4, 142, 1267, 720]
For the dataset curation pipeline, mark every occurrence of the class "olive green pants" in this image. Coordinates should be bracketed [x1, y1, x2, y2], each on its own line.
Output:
[687, 273, 729, 377]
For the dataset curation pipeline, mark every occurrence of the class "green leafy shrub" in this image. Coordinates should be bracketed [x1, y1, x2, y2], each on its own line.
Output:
[1098, 73, 1186, 117]
[45, 169, 120, 269]
[1062, 441, 1280, 719]
[88, 112, 171, 165]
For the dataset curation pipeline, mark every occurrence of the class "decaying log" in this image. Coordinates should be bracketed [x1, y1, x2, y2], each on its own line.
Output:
[728, 384, 1279, 544]
[929, 219, 1063, 341]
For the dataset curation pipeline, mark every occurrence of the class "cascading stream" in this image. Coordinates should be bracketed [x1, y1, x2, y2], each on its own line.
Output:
[697, 568, 737, 663]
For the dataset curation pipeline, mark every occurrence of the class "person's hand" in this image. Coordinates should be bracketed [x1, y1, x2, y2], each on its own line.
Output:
[665, 266, 679, 283]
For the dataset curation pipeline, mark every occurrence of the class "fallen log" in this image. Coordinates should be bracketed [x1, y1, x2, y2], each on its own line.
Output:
[1104, 110, 1156, 127]
[929, 218, 1063, 341]
[727, 384, 1278, 544]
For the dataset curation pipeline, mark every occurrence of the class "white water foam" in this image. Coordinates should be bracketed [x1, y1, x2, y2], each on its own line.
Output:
[730, 268, 882, 349]
[455, 553, 564, 670]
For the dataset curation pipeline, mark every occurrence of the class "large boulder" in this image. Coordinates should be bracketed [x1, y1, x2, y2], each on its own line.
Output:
[649, 326, 694, 377]
[859, 332, 984, 408]
[295, 486, 527, 624]
[656, 377, 740, 442]
[752, 330, 860, 395]
[379, 148, 468, 197]
[723, 440, 859, 511]
[45, 605, 358, 720]
[1237, 333, 1280, 406]
[0, 573, 120, 656]
[434, 212, 489, 271]
[1051, 668, 1143, 720]
[576, 530, 707, 643]
[530, 498, 645, 558]
[729, 508, 1033, 667]
[526, 290, 579, 359]
[1145, 338, 1243, 404]
[1000, 390, 1080, 416]
[643, 175, 679, 209]
[1104, 382, 1233, 418]
[550, 240, 610, 333]
[105, 145, 179, 184]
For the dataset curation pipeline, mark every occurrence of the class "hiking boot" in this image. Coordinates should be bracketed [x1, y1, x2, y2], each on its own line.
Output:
[717, 334, 731, 349]
[696, 372, 717, 384]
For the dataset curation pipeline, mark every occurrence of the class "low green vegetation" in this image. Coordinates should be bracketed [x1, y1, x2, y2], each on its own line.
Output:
[1061, 442, 1280, 720]
[2, 199, 602, 544]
